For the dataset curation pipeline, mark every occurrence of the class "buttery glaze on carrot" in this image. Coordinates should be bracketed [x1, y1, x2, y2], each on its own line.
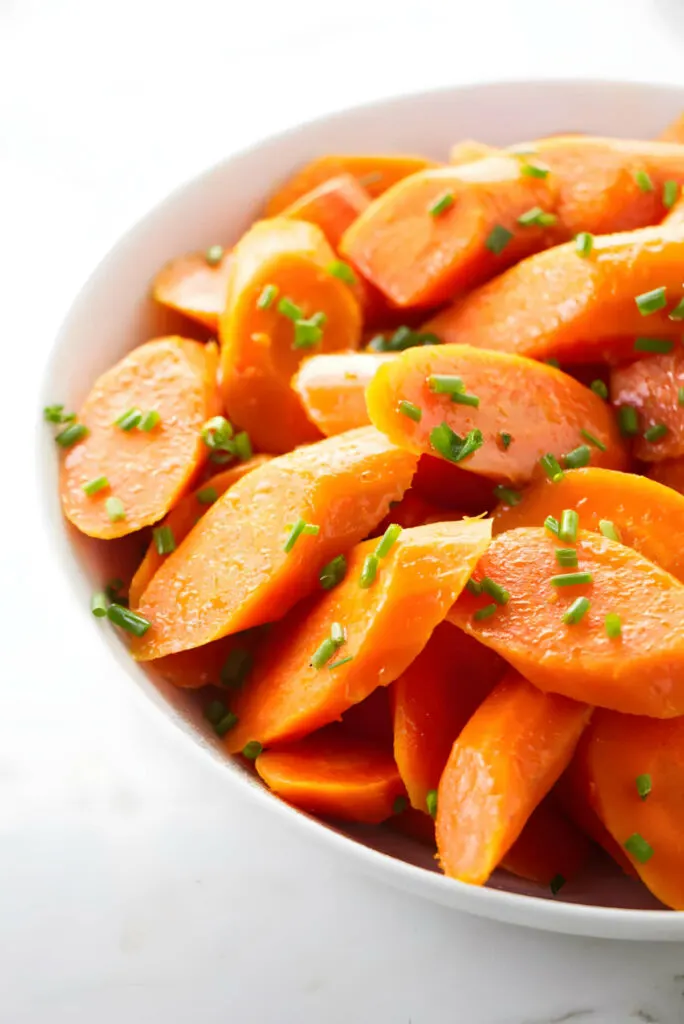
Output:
[292, 350, 393, 436]
[611, 348, 684, 462]
[152, 250, 233, 331]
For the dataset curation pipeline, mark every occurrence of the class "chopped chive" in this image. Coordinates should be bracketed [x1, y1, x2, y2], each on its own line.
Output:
[257, 283, 278, 309]
[555, 548, 578, 568]
[330, 622, 345, 645]
[429, 423, 483, 464]
[359, 553, 379, 588]
[590, 379, 608, 400]
[633, 337, 674, 354]
[277, 297, 303, 321]
[311, 627, 344, 668]
[563, 445, 591, 469]
[559, 509, 578, 543]
[242, 741, 263, 760]
[599, 519, 621, 542]
[283, 518, 318, 552]
[493, 485, 522, 506]
[465, 578, 483, 596]
[669, 297, 684, 321]
[327, 260, 357, 285]
[91, 591, 108, 617]
[634, 169, 654, 193]
[233, 431, 253, 461]
[220, 648, 253, 689]
[580, 429, 607, 452]
[399, 400, 422, 422]
[319, 554, 347, 590]
[520, 161, 549, 179]
[636, 774, 652, 800]
[196, 485, 218, 505]
[540, 453, 565, 482]
[107, 603, 151, 636]
[562, 596, 590, 625]
[105, 496, 125, 522]
[663, 180, 679, 208]
[485, 224, 513, 255]
[679, 387, 684, 407]
[293, 315, 325, 350]
[517, 206, 557, 227]
[328, 655, 354, 671]
[575, 232, 594, 258]
[450, 391, 480, 408]
[138, 409, 161, 432]
[605, 612, 622, 639]
[635, 286, 667, 316]
[392, 795, 408, 815]
[44, 404, 76, 424]
[367, 326, 441, 353]
[153, 524, 176, 555]
[618, 404, 639, 437]
[473, 603, 498, 621]
[550, 571, 593, 587]
[302, 523, 320, 536]
[209, 450, 233, 465]
[204, 700, 227, 726]
[545, 357, 561, 368]
[428, 191, 455, 217]
[644, 423, 668, 443]
[376, 523, 402, 559]
[205, 244, 224, 266]
[544, 515, 560, 537]
[215, 712, 239, 737]
[624, 832, 654, 864]
[428, 374, 465, 396]
[201, 415, 233, 450]
[55, 422, 88, 448]
[426, 789, 438, 819]
[115, 408, 142, 431]
[82, 475, 109, 496]
[499, 431, 512, 450]
[481, 577, 510, 605]
[550, 874, 566, 895]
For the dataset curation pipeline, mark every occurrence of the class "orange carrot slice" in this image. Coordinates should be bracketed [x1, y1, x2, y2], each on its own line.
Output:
[611, 349, 684, 462]
[435, 670, 590, 885]
[499, 796, 592, 888]
[292, 350, 393, 436]
[150, 633, 257, 690]
[223, 518, 492, 750]
[340, 157, 559, 308]
[255, 730, 406, 824]
[219, 218, 362, 453]
[280, 173, 370, 248]
[133, 427, 417, 660]
[422, 226, 684, 364]
[392, 622, 506, 810]
[493, 467, 684, 583]
[365, 344, 627, 484]
[649, 456, 684, 494]
[152, 249, 233, 331]
[448, 526, 684, 717]
[60, 337, 219, 539]
[264, 154, 436, 215]
[129, 455, 272, 607]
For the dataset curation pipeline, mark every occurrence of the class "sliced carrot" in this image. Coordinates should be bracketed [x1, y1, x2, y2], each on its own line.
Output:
[658, 113, 684, 143]
[649, 456, 684, 494]
[129, 455, 272, 606]
[340, 157, 559, 308]
[223, 518, 492, 750]
[664, 192, 684, 226]
[493, 467, 684, 583]
[411, 455, 496, 514]
[264, 154, 436, 216]
[340, 687, 393, 749]
[435, 670, 590, 885]
[255, 729, 406, 824]
[422, 226, 684, 364]
[449, 140, 501, 165]
[219, 218, 362, 453]
[582, 709, 684, 909]
[152, 249, 232, 331]
[280, 173, 370, 248]
[448, 526, 684, 717]
[365, 344, 627, 484]
[133, 427, 417, 660]
[499, 796, 592, 887]
[611, 349, 684, 462]
[149, 632, 256, 690]
[391, 621, 506, 810]
[292, 350, 394, 436]
[60, 337, 219, 539]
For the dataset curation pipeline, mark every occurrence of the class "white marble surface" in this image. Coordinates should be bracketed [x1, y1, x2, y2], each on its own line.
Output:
[4, 0, 684, 1020]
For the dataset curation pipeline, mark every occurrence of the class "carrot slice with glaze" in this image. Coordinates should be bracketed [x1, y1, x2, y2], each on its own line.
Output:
[60, 337, 220, 539]
[292, 350, 393, 436]
[435, 670, 590, 885]
[219, 218, 362, 453]
[493, 467, 684, 583]
[422, 226, 684, 364]
[149, 632, 258, 690]
[223, 518, 492, 750]
[365, 344, 627, 484]
[132, 427, 417, 660]
[448, 526, 684, 717]
[499, 796, 592, 888]
[152, 249, 233, 331]
[280, 173, 371, 248]
[611, 349, 684, 462]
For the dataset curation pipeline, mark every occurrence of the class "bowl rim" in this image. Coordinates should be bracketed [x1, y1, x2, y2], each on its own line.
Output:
[37, 76, 684, 940]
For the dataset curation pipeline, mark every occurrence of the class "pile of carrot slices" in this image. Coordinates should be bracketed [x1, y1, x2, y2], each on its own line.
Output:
[48, 111, 684, 909]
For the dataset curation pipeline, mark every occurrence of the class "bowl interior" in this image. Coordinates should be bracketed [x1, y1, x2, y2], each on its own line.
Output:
[38, 79, 684, 938]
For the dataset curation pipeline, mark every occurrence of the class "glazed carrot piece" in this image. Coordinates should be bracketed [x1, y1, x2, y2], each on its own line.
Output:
[366, 344, 627, 484]
[60, 337, 220, 539]
[449, 140, 501, 165]
[255, 730, 406, 824]
[152, 249, 233, 331]
[499, 796, 592, 888]
[292, 350, 394, 436]
[658, 112, 684, 143]
[411, 455, 496, 514]
[611, 349, 684, 462]
[493, 468, 684, 583]
[133, 428, 417, 660]
[448, 526, 684, 717]
[280, 173, 371, 247]
[219, 218, 362, 453]
[423, 226, 684, 364]
[264, 154, 436, 216]
[149, 632, 257, 690]
[391, 622, 506, 810]
[129, 455, 272, 606]
[649, 456, 684, 494]
[223, 518, 492, 750]
[436, 670, 590, 885]
[340, 156, 559, 308]
[582, 709, 684, 909]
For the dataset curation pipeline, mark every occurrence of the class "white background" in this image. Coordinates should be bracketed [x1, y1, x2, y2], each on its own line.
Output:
[3, 1, 684, 1021]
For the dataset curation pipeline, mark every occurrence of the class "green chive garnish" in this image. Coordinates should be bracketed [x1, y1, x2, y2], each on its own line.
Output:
[115, 408, 142, 431]
[605, 612, 622, 639]
[257, 283, 278, 309]
[201, 415, 233, 450]
[517, 207, 557, 227]
[368, 326, 440, 353]
[575, 232, 594, 258]
[550, 874, 566, 895]
[544, 515, 560, 537]
[599, 519, 621, 542]
[204, 702, 238, 736]
[563, 445, 591, 469]
[215, 712, 239, 737]
[139, 409, 161, 432]
[277, 297, 303, 321]
[233, 431, 253, 461]
[545, 358, 560, 368]
[474, 603, 498, 621]
[359, 554, 379, 588]
[559, 509, 578, 543]
[319, 554, 347, 590]
[153, 524, 176, 555]
[633, 337, 674, 354]
[451, 391, 480, 408]
[310, 637, 339, 669]
[82, 475, 109, 496]
[635, 286, 667, 315]
[328, 655, 354, 670]
[618, 405, 639, 436]
[105, 496, 125, 522]
[485, 224, 513, 255]
[428, 374, 464, 396]
[428, 192, 455, 217]
[580, 429, 607, 452]
[540, 453, 565, 482]
[644, 423, 668, 442]
[555, 548, 578, 568]
[107, 603, 151, 636]
[499, 431, 512, 450]
[562, 596, 590, 625]
[493, 485, 522, 506]
[220, 648, 253, 689]
[55, 422, 88, 447]
[679, 387, 684, 407]
[550, 571, 593, 587]
[429, 423, 483, 464]
[624, 833, 654, 864]
[634, 169, 654, 193]
[242, 741, 263, 760]
[44, 404, 76, 424]
[327, 260, 357, 285]
[283, 518, 318, 553]
[481, 578, 510, 605]
[663, 180, 679, 208]
[669, 298, 684, 321]
[466, 578, 483, 596]
[636, 774, 652, 800]
[398, 400, 422, 422]
[197, 486, 218, 505]
[293, 314, 325, 350]
[91, 591, 108, 617]
[520, 161, 549, 179]
[590, 379, 608, 400]
[392, 795, 408, 815]
[426, 789, 438, 819]
[205, 245, 224, 266]
[376, 523, 402, 559]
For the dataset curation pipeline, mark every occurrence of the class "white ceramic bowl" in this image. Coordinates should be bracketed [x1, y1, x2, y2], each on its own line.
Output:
[38, 78, 684, 941]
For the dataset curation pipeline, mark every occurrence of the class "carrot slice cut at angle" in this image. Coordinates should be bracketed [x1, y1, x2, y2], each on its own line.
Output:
[611, 348, 684, 462]
[292, 350, 394, 436]
[499, 796, 592, 888]
[280, 173, 371, 248]
[152, 249, 233, 331]
[132, 427, 417, 660]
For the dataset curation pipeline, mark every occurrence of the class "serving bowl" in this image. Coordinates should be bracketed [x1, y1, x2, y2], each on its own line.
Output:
[38, 78, 684, 941]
